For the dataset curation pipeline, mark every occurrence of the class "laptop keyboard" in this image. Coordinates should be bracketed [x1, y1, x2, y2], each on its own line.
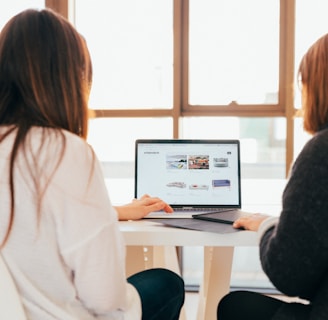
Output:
[144, 207, 235, 218]
[173, 208, 234, 213]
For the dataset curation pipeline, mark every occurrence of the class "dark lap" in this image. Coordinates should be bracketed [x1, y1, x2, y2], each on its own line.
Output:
[127, 268, 185, 320]
[217, 290, 285, 320]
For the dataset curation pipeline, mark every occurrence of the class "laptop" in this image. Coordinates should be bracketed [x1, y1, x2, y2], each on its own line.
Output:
[134, 139, 250, 223]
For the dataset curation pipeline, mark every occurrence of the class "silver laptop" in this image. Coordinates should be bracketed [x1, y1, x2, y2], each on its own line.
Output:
[135, 139, 245, 220]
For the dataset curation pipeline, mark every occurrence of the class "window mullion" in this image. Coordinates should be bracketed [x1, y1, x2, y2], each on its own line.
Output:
[280, 0, 295, 176]
[173, 0, 184, 138]
[45, 0, 68, 18]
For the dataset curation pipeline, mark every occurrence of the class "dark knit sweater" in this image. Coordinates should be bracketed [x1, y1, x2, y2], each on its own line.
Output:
[260, 128, 328, 320]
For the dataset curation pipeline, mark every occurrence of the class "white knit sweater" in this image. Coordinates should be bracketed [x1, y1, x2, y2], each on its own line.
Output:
[0, 126, 141, 320]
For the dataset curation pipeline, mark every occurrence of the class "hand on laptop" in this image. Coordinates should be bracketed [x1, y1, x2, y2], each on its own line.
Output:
[114, 194, 174, 220]
[232, 213, 270, 231]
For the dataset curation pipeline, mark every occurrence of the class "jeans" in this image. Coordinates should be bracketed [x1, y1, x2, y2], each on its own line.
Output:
[127, 268, 185, 320]
[217, 290, 284, 320]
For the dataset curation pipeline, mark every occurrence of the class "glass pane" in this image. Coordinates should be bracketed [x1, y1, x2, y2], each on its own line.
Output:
[182, 117, 286, 179]
[75, 0, 173, 109]
[87, 118, 172, 204]
[88, 118, 172, 162]
[0, 0, 44, 30]
[189, 0, 279, 105]
[294, 0, 328, 109]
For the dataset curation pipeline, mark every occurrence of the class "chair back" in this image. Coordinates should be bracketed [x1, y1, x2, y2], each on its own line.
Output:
[0, 254, 27, 319]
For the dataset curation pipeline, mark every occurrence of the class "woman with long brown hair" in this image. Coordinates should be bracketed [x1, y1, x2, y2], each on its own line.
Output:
[217, 33, 328, 320]
[0, 8, 184, 320]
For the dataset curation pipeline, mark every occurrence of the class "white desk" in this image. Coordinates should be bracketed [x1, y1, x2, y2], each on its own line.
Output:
[115, 179, 286, 320]
[120, 220, 257, 320]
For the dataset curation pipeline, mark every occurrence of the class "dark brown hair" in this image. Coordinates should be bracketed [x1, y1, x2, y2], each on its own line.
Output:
[0, 9, 93, 246]
[298, 33, 328, 134]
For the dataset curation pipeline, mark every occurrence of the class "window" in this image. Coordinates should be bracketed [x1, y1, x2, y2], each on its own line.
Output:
[182, 117, 286, 178]
[8, 0, 323, 292]
[0, 0, 44, 30]
[75, 0, 173, 110]
[188, 0, 279, 106]
[72, 0, 288, 182]
[72, 1, 287, 293]
[293, 0, 328, 159]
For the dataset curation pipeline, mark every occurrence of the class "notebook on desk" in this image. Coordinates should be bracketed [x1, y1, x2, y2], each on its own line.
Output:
[134, 139, 249, 223]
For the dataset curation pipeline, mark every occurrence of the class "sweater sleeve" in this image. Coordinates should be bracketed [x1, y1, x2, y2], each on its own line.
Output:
[259, 130, 328, 300]
[45, 132, 141, 318]
[257, 216, 279, 242]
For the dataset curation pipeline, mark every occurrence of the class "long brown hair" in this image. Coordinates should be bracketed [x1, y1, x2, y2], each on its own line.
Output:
[298, 33, 328, 134]
[0, 9, 93, 246]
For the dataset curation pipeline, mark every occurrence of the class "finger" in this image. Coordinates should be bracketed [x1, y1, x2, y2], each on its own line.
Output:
[132, 194, 151, 203]
[233, 216, 250, 229]
[232, 220, 243, 229]
[140, 194, 150, 200]
[147, 200, 171, 212]
[139, 197, 173, 214]
[163, 204, 174, 213]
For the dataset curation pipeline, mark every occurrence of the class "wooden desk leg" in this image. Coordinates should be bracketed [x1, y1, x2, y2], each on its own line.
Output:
[197, 247, 234, 320]
[147, 246, 182, 275]
[125, 246, 147, 277]
[125, 246, 186, 320]
[125, 246, 182, 276]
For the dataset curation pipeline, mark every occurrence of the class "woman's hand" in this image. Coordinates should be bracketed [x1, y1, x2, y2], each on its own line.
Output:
[232, 213, 270, 231]
[114, 194, 174, 221]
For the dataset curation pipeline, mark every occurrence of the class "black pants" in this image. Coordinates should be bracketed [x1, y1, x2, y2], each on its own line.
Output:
[127, 268, 185, 320]
[217, 290, 285, 320]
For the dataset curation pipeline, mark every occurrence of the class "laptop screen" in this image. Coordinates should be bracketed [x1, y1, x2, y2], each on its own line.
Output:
[135, 139, 241, 209]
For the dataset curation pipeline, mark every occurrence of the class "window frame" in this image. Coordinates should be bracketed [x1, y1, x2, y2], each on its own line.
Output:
[181, 0, 285, 116]
[48, 0, 297, 176]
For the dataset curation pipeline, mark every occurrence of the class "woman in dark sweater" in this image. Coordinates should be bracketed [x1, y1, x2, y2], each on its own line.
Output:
[217, 33, 328, 320]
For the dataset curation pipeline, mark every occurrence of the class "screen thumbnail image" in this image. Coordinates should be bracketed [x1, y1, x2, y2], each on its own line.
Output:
[189, 183, 209, 190]
[212, 179, 231, 189]
[166, 181, 187, 188]
[213, 157, 229, 167]
[188, 155, 209, 169]
[166, 154, 187, 169]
